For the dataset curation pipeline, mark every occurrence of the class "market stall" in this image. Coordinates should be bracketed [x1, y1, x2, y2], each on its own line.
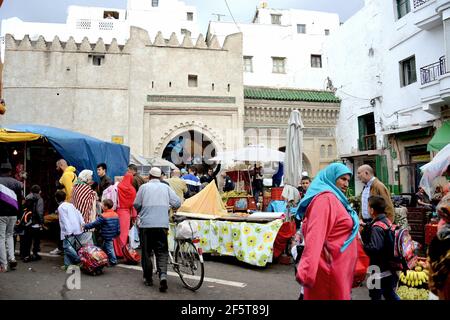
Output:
[172, 181, 285, 267]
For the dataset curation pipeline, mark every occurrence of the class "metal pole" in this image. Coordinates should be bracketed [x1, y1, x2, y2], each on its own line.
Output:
[23, 142, 26, 197]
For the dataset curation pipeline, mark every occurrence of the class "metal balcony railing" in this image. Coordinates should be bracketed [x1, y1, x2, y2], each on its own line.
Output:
[413, 0, 431, 9]
[420, 56, 447, 85]
[359, 134, 377, 151]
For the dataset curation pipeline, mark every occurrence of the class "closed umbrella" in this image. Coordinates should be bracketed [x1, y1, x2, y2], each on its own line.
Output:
[282, 110, 304, 208]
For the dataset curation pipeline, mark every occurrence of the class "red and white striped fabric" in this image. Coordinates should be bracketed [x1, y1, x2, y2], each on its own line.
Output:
[72, 183, 97, 224]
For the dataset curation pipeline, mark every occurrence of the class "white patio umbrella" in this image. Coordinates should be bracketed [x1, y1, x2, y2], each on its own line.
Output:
[281, 110, 304, 205]
[232, 144, 285, 162]
[419, 143, 450, 198]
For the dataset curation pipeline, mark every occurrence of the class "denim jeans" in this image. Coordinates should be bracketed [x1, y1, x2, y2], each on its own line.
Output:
[63, 236, 81, 266]
[0, 216, 17, 267]
[63, 233, 92, 266]
[103, 240, 117, 265]
[369, 274, 401, 300]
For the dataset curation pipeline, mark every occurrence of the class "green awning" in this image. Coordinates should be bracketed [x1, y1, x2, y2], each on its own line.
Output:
[427, 121, 450, 152]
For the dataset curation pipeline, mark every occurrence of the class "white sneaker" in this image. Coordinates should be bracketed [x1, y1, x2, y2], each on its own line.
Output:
[49, 248, 63, 255]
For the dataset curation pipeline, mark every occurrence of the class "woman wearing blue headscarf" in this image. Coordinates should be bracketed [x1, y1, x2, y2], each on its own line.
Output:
[295, 163, 359, 300]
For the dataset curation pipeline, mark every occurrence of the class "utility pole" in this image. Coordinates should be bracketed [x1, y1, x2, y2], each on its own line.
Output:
[212, 13, 226, 22]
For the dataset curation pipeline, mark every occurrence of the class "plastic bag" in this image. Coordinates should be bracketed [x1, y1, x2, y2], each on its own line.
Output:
[175, 220, 199, 239]
[128, 224, 140, 249]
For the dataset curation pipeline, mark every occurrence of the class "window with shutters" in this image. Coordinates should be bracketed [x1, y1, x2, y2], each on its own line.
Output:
[272, 57, 286, 73]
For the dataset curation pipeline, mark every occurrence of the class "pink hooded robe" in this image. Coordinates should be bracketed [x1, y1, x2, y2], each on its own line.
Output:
[296, 191, 358, 300]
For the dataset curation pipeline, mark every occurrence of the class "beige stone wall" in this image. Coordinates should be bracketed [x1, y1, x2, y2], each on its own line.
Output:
[244, 98, 339, 177]
[1, 28, 244, 158]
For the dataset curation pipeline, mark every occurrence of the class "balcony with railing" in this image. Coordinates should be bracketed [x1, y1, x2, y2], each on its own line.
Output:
[419, 55, 450, 109]
[420, 56, 447, 85]
[412, 0, 442, 30]
[413, 0, 432, 9]
[358, 134, 377, 152]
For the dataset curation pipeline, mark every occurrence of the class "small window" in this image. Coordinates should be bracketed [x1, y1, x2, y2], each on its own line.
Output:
[187, 12, 194, 21]
[169, 82, 172, 87]
[188, 75, 198, 87]
[311, 55, 322, 68]
[243, 56, 253, 73]
[396, 0, 410, 19]
[399, 55, 417, 87]
[271, 14, 281, 25]
[152, 81, 154, 89]
[297, 24, 306, 34]
[212, 83, 215, 91]
[320, 145, 326, 158]
[325, 29, 330, 36]
[327, 144, 333, 157]
[227, 84, 231, 92]
[91, 54, 105, 66]
[272, 57, 286, 73]
[181, 29, 191, 37]
[152, 0, 159, 7]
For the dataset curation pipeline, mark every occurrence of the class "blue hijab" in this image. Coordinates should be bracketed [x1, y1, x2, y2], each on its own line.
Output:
[296, 163, 359, 252]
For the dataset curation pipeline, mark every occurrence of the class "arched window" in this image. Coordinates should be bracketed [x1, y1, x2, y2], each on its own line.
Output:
[328, 144, 333, 158]
[320, 145, 325, 158]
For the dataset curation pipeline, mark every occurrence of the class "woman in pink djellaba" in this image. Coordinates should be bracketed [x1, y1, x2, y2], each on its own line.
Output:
[295, 163, 359, 300]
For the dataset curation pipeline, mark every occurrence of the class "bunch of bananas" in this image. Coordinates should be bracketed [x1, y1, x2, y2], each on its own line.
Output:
[397, 286, 429, 300]
[399, 266, 429, 287]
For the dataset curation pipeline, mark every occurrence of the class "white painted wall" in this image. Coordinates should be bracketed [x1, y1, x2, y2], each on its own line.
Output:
[1, 0, 200, 61]
[326, 0, 442, 158]
[209, 8, 340, 90]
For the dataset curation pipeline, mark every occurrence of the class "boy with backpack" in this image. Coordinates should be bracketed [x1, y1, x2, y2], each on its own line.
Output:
[361, 195, 401, 300]
[22, 185, 44, 262]
[83, 199, 120, 266]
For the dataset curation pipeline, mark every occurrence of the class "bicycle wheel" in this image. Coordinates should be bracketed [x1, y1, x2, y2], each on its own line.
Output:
[174, 240, 204, 291]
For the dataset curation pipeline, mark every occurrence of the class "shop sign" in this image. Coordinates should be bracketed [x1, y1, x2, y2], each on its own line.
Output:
[411, 154, 430, 163]
[111, 135, 124, 144]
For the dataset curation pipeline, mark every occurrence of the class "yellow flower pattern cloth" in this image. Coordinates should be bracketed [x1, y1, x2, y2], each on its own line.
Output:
[169, 219, 283, 267]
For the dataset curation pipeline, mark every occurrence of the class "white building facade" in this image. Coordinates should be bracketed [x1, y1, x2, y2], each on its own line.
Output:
[1, 0, 200, 61]
[208, 7, 340, 90]
[326, 0, 450, 195]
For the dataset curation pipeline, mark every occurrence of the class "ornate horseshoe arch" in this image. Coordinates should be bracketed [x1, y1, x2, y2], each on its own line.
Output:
[154, 120, 226, 158]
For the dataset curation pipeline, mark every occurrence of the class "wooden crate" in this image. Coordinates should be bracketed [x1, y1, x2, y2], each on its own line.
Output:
[406, 207, 427, 245]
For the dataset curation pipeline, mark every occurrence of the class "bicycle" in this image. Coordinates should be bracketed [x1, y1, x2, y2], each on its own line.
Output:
[152, 215, 205, 291]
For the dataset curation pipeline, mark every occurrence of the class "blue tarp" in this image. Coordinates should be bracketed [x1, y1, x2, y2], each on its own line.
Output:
[5, 124, 130, 182]
[266, 200, 299, 215]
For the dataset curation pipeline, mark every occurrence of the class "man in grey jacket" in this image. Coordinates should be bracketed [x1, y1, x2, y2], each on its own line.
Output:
[134, 167, 181, 292]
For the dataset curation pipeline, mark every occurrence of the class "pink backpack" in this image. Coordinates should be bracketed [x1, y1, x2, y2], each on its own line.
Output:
[101, 183, 119, 210]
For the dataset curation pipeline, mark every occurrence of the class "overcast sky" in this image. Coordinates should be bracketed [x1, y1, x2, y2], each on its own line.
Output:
[0, 0, 364, 34]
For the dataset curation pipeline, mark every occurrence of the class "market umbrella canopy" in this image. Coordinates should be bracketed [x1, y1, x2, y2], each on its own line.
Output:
[4, 124, 130, 181]
[0, 128, 42, 142]
[178, 180, 228, 216]
[420, 143, 450, 198]
[146, 156, 177, 170]
[427, 120, 450, 152]
[232, 144, 284, 162]
[282, 110, 304, 204]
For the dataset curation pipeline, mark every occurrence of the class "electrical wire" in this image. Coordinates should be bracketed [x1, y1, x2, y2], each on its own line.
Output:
[224, 0, 241, 33]
[337, 88, 372, 100]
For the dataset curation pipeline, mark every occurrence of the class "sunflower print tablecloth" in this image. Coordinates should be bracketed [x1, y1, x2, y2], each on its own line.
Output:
[168, 219, 283, 267]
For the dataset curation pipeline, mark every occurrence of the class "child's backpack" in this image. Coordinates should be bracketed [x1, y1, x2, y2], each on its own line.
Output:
[101, 183, 118, 210]
[372, 220, 418, 271]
